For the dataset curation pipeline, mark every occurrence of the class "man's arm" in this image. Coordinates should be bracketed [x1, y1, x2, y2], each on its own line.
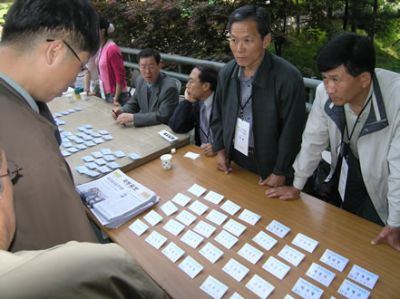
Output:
[133, 85, 179, 127]
[168, 98, 196, 134]
[0, 149, 15, 250]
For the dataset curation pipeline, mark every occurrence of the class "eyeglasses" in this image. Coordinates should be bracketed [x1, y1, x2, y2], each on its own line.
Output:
[0, 160, 23, 185]
[227, 37, 257, 48]
[46, 39, 88, 73]
[139, 64, 158, 71]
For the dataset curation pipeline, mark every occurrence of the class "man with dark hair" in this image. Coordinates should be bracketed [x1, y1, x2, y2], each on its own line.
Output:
[113, 48, 179, 127]
[0, 0, 100, 251]
[169, 65, 218, 156]
[267, 33, 400, 251]
[211, 4, 306, 186]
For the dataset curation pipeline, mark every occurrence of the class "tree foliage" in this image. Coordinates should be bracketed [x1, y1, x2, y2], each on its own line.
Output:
[93, 0, 400, 77]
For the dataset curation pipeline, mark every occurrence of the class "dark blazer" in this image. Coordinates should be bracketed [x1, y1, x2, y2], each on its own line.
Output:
[211, 52, 307, 179]
[122, 72, 179, 127]
[168, 100, 202, 145]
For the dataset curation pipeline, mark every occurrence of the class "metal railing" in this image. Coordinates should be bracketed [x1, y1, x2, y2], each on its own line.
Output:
[121, 47, 321, 110]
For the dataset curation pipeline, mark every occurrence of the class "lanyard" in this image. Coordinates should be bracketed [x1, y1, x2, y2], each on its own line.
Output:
[345, 94, 372, 142]
[239, 95, 252, 118]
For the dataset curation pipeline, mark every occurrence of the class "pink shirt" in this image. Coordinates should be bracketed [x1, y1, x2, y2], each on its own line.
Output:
[98, 41, 127, 95]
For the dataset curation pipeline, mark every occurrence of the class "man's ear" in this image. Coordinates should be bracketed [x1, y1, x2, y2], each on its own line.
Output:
[262, 33, 272, 49]
[359, 71, 372, 88]
[202, 82, 211, 92]
[44, 40, 64, 67]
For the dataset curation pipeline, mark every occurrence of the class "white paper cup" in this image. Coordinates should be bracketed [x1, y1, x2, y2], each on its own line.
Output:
[80, 92, 88, 100]
[160, 154, 172, 170]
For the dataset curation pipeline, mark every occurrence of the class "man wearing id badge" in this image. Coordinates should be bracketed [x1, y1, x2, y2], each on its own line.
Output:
[267, 33, 400, 251]
[211, 5, 306, 187]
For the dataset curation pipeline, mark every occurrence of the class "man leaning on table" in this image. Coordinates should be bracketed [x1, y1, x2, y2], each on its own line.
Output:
[267, 33, 400, 251]
[169, 65, 218, 157]
[210, 4, 306, 187]
[113, 48, 179, 127]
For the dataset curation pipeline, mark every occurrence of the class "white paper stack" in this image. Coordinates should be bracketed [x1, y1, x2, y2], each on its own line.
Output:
[77, 169, 159, 228]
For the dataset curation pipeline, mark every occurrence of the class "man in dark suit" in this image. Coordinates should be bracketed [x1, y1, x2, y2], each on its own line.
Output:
[169, 65, 218, 156]
[113, 48, 179, 127]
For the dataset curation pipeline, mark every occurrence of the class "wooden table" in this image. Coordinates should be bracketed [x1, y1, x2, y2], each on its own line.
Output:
[104, 144, 400, 299]
[48, 95, 189, 184]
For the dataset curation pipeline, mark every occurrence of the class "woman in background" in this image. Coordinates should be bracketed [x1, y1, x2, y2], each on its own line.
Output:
[96, 17, 129, 106]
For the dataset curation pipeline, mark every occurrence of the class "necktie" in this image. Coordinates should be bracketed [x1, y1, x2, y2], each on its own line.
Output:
[199, 102, 209, 144]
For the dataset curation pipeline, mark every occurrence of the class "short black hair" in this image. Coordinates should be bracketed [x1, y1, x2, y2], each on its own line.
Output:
[138, 48, 161, 64]
[2, 0, 99, 55]
[317, 32, 375, 77]
[227, 5, 271, 38]
[195, 65, 218, 92]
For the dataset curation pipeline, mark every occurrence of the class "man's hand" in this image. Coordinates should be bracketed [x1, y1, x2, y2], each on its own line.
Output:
[371, 225, 400, 251]
[216, 150, 231, 174]
[116, 113, 134, 126]
[201, 143, 216, 157]
[111, 108, 122, 120]
[184, 88, 197, 103]
[266, 186, 301, 201]
[259, 173, 286, 187]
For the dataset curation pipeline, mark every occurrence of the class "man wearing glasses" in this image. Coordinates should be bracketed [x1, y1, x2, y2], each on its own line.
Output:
[112, 48, 179, 127]
[211, 5, 306, 187]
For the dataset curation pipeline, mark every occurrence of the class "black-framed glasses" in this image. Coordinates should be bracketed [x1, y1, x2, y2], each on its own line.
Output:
[0, 160, 23, 185]
[46, 39, 88, 73]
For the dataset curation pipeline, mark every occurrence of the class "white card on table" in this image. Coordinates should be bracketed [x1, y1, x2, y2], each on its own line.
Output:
[348, 264, 379, 289]
[206, 209, 228, 226]
[103, 154, 116, 162]
[114, 150, 125, 158]
[338, 279, 370, 299]
[171, 192, 191, 207]
[143, 210, 163, 226]
[278, 245, 305, 267]
[246, 274, 275, 299]
[107, 162, 120, 170]
[176, 210, 197, 226]
[187, 183, 207, 197]
[238, 209, 261, 225]
[100, 148, 112, 155]
[85, 162, 98, 170]
[82, 155, 95, 162]
[223, 218, 247, 237]
[238, 243, 263, 265]
[193, 220, 216, 238]
[199, 242, 224, 264]
[204, 190, 224, 205]
[145, 231, 167, 250]
[178, 256, 203, 279]
[266, 219, 291, 238]
[94, 158, 106, 166]
[129, 219, 149, 236]
[91, 151, 103, 159]
[160, 201, 179, 216]
[262, 256, 291, 280]
[292, 278, 324, 299]
[230, 292, 244, 299]
[128, 152, 141, 160]
[292, 233, 319, 253]
[220, 199, 241, 215]
[306, 262, 336, 287]
[200, 276, 228, 299]
[214, 230, 238, 249]
[162, 242, 185, 263]
[184, 151, 200, 160]
[188, 200, 209, 216]
[163, 219, 185, 236]
[320, 249, 349, 272]
[222, 258, 249, 282]
[252, 231, 278, 251]
[180, 229, 204, 249]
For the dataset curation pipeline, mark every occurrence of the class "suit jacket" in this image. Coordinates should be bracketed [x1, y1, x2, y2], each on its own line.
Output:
[122, 72, 179, 127]
[0, 78, 97, 251]
[211, 52, 307, 179]
[169, 95, 214, 146]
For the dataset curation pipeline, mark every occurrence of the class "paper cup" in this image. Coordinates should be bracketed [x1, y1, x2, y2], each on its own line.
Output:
[80, 92, 88, 100]
[160, 154, 172, 170]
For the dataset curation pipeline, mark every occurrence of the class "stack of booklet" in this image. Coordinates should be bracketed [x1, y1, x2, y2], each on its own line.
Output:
[77, 169, 159, 228]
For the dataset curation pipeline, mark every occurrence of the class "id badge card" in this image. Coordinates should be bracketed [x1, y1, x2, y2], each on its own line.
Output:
[99, 79, 106, 100]
[338, 157, 349, 201]
[234, 118, 250, 156]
